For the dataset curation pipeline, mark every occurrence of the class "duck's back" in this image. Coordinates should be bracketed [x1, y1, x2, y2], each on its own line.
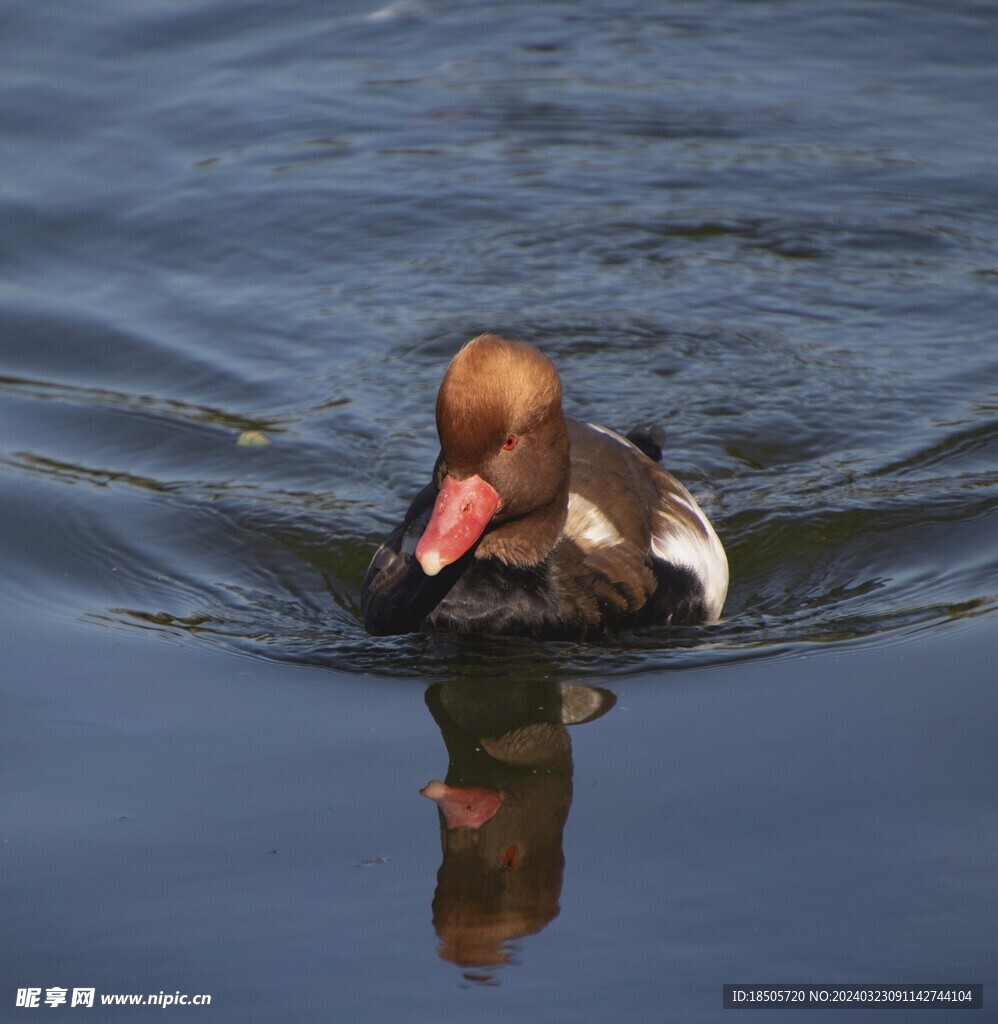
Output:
[544, 421, 726, 635]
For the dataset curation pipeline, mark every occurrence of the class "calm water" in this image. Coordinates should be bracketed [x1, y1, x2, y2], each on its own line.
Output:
[2, 1, 996, 1020]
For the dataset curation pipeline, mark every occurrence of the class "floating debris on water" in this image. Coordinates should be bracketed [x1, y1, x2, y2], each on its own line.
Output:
[237, 430, 269, 447]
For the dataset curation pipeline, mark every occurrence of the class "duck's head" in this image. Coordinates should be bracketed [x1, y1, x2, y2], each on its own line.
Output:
[415, 334, 570, 575]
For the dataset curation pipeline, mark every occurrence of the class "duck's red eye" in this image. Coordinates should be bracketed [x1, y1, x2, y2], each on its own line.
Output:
[502, 434, 517, 451]
[502, 844, 518, 870]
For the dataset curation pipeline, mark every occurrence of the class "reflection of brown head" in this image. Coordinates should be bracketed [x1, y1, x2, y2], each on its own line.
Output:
[430, 771, 568, 970]
[422, 681, 615, 978]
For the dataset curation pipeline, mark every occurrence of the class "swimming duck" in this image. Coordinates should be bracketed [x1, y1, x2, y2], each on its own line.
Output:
[361, 333, 727, 639]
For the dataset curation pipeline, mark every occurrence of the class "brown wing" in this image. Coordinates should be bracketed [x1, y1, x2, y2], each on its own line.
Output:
[555, 420, 728, 629]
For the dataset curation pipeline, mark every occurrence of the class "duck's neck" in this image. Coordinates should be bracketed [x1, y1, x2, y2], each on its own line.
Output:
[475, 486, 569, 567]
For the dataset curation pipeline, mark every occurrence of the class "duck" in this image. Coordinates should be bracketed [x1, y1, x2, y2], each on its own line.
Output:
[361, 333, 728, 640]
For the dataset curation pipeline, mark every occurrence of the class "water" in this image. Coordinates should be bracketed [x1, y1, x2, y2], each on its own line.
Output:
[2, 0, 996, 1020]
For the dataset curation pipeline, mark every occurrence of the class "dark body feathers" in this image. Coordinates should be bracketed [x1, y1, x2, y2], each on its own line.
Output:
[362, 419, 721, 640]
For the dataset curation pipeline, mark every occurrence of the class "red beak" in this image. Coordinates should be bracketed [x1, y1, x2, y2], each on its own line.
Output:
[420, 780, 503, 829]
[415, 473, 499, 576]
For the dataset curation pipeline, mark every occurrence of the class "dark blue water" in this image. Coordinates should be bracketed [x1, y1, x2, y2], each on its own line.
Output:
[2, 1, 996, 1021]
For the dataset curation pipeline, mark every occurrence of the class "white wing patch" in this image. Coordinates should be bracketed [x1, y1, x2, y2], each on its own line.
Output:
[650, 501, 729, 622]
[566, 492, 623, 549]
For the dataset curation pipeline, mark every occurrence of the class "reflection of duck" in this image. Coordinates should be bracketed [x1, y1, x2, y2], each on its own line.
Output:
[362, 333, 728, 640]
[421, 680, 615, 978]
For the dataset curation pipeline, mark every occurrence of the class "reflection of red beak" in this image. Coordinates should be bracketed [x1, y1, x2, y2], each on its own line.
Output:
[420, 780, 503, 829]
[415, 474, 499, 576]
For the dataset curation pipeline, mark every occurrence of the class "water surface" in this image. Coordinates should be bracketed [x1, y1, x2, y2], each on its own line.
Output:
[2, 1, 996, 1020]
